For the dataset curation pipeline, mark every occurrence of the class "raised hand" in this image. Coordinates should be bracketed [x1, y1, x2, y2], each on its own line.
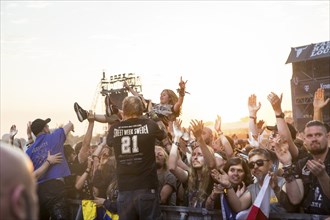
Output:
[267, 92, 283, 114]
[248, 94, 261, 116]
[211, 169, 230, 187]
[10, 125, 18, 138]
[214, 115, 222, 133]
[273, 135, 292, 165]
[27, 121, 32, 136]
[190, 119, 204, 140]
[172, 119, 183, 138]
[179, 76, 188, 90]
[47, 151, 62, 165]
[313, 88, 330, 110]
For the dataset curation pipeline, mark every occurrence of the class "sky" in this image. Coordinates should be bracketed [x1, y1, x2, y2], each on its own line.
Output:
[1, 1, 329, 138]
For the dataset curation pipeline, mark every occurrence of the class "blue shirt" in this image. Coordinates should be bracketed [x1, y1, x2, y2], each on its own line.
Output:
[26, 128, 71, 184]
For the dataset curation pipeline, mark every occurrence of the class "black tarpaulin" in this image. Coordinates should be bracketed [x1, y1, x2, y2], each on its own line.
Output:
[285, 41, 330, 64]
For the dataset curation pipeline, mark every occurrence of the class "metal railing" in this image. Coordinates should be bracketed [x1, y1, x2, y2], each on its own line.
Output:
[68, 199, 329, 220]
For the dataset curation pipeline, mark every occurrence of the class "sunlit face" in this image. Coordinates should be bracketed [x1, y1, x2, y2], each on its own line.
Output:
[228, 164, 245, 186]
[191, 147, 204, 169]
[248, 154, 272, 180]
[160, 91, 170, 104]
[304, 125, 328, 155]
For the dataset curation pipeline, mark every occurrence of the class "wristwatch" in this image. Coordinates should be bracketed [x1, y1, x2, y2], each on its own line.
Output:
[276, 112, 285, 118]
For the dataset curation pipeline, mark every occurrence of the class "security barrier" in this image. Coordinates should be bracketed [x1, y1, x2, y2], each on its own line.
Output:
[68, 199, 329, 220]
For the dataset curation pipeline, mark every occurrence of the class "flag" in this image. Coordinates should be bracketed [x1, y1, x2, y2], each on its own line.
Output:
[81, 200, 119, 220]
[236, 174, 271, 220]
[221, 193, 237, 220]
[246, 174, 271, 220]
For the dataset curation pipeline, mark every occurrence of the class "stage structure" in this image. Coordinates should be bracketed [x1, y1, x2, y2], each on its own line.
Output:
[90, 72, 143, 132]
[286, 41, 330, 131]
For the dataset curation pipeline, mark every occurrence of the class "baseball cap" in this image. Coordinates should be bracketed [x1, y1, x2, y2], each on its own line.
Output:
[266, 123, 297, 140]
[31, 118, 51, 136]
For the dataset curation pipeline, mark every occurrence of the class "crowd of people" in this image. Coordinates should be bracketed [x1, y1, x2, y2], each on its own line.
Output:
[1, 77, 330, 220]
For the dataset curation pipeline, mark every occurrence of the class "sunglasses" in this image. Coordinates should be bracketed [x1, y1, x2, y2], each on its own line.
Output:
[248, 159, 269, 169]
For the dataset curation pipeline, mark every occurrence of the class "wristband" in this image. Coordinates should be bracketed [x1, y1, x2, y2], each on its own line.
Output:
[85, 169, 90, 174]
[174, 142, 180, 147]
[218, 131, 223, 136]
[276, 112, 285, 118]
[46, 160, 51, 166]
[249, 116, 256, 120]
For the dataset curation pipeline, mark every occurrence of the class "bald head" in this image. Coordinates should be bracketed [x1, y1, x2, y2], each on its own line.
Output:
[202, 127, 214, 145]
[0, 142, 38, 220]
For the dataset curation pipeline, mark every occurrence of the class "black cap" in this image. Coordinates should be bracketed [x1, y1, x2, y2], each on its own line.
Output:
[266, 123, 297, 140]
[31, 118, 51, 136]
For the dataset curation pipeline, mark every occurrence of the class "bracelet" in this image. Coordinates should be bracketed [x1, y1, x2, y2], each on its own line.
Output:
[276, 112, 285, 118]
[85, 169, 90, 174]
[174, 142, 180, 147]
[249, 116, 256, 120]
[46, 160, 51, 166]
[217, 131, 223, 136]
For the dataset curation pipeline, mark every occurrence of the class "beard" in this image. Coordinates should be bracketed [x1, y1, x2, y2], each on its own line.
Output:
[309, 146, 327, 155]
[308, 141, 327, 155]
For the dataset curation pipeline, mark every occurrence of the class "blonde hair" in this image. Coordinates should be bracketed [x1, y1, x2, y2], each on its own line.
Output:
[155, 145, 169, 170]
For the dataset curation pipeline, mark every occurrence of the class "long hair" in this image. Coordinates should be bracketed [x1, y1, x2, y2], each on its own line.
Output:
[162, 89, 181, 117]
[187, 146, 214, 205]
[155, 145, 169, 170]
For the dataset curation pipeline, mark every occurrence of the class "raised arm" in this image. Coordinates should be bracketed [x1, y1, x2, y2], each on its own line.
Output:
[214, 115, 234, 158]
[78, 112, 94, 164]
[273, 135, 304, 205]
[190, 119, 216, 169]
[248, 94, 261, 143]
[9, 125, 18, 146]
[313, 88, 330, 122]
[168, 120, 189, 183]
[267, 92, 298, 159]
[62, 121, 74, 136]
[124, 80, 149, 110]
[173, 76, 187, 114]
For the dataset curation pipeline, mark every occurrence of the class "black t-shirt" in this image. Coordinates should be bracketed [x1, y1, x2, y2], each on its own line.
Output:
[107, 117, 166, 191]
[295, 149, 330, 215]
